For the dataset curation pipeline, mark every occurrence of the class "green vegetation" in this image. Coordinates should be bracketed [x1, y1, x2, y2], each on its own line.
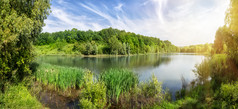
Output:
[79, 72, 107, 109]
[218, 81, 238, 108]
[0, 84, 43, 108]
[0, 0, 50, 91]
[1, 0, 238, 108]
[33, 63, 166, 108]
[100, 69, 139, 102]
[140, 75, 163, 99]
[180, 43, 213, 54]
[174, 54, 238, 108]
[174, 1, 238, 108]
[35, 63, 86, 91]
[34, 28, 178, 55]
[99, 70, 164, 108]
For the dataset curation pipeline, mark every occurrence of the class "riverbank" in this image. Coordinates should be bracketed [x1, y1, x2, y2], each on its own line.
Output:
[34, 45, 176, 57]
[33, 44, 178, 57]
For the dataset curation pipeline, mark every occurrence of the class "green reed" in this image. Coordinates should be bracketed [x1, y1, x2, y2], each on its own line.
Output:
[99, 68, 139, 101]
[35, 63, 85, 91]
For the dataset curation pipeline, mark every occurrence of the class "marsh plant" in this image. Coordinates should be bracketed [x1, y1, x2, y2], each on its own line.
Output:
[35, 63, 86, 91]
[100, 69, 139, 102]
[34, 64, 166, 108]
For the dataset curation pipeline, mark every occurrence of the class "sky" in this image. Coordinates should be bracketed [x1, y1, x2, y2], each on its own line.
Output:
[43, 0, 230, 46]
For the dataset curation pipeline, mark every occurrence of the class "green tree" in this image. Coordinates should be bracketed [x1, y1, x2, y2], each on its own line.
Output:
[0, 0, 51, 91]
[92, 44, 98, 55]
[85, 42, 93, 55]
[225, 0, 238, 64]
[108, 36, 121, 54]
[214, 27, 225, 54]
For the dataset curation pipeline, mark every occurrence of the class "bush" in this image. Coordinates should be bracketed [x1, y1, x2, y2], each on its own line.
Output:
[79, 72, 107, 109]
[141, 75, 162, 98]
[217, 81, 238, 108]
[0, 85, 42, 108]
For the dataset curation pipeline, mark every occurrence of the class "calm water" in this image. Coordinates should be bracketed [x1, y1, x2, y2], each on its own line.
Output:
[36, 53, 205, 99]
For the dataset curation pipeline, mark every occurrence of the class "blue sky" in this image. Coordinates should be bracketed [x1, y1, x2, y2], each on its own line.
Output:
[43, 0, 229, 46]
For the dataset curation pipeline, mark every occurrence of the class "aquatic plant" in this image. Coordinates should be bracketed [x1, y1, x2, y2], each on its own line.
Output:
[100, 69, 139, 102]
[35, 63, 85, 91]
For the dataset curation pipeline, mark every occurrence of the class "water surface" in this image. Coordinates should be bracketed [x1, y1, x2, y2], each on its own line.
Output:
[36, 53, 205, 99]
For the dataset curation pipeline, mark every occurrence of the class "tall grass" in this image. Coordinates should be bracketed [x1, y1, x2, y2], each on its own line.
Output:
[100, 69, 139, 101]
[0, 85, 43, 108]
[35, 63, 86, 91]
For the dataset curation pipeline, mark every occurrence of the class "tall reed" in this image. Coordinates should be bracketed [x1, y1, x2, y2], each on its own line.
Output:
[35, 63, 85, 91]
[99, 69, 139, 101]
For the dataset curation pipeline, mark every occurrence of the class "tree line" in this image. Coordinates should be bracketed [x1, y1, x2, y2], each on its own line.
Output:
[179, 43, 213, 53]
[34, 28, 178, 55]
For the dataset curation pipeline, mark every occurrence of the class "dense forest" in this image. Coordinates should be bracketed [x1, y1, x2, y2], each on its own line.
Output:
[34, 28, 178, 55]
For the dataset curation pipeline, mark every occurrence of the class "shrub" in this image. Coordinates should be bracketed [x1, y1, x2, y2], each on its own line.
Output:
[217, 81, 238, 108]
[79, 72, 107, 109]
[141, 74, 162, 98]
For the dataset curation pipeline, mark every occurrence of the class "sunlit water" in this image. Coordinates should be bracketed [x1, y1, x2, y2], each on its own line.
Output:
[36, 53, 205, 100]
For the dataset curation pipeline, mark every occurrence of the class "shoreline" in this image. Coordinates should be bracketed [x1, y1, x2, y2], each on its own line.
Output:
[35, 52, 169, 58]
[35, 52, 208, 58]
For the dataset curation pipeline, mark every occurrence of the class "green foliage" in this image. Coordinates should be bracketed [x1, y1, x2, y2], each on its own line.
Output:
[100, 69, 139, 102]
[85, 42, 93, 55]
[180, 43, 213, 53]
[0, 85, 42, 108]
[213, 27, 228, 54]
[35, 63, 85, 91]
[108, 35, 121, 54]
[218, 0, 238, 64]
[141, 74, 162, 98]
[216, 82, 238, 108]
[193, 58, 212, 84]
[157, 97, 199, 109]
[34, 28, 178, 55]
[79, 72, 107, 109]
[0, 0, 51, 89]
[177, 53, 238, 108]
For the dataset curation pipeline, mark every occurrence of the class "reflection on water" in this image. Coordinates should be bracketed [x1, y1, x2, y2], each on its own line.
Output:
[36, 53, 204, 99]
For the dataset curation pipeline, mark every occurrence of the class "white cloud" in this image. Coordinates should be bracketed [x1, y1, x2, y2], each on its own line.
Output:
[43, 0, 230, 46]
[114, 3, 124, 12]
[43, 6, 104, 32]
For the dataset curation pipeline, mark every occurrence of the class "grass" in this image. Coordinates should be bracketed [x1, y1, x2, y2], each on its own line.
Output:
[0, 84, 43, 108]
[100, 69, 139, 102]
[35, 63, 86, 91]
